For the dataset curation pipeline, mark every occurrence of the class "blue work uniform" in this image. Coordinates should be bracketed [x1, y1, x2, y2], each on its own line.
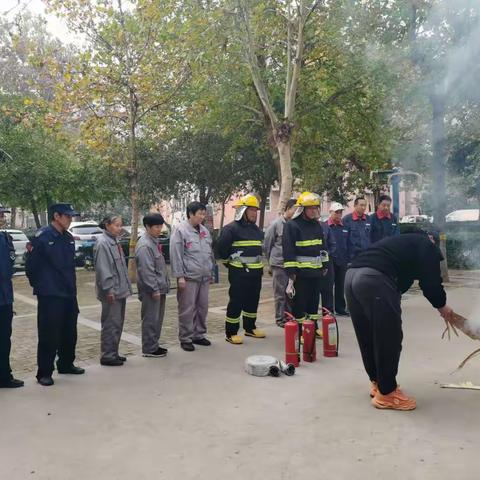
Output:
[343, 212, 371, 262]
[0, 231, 15, 383]
[26, 225, 79, 379]
[369, 212, 400, 244]
[326, 220, 349, 314]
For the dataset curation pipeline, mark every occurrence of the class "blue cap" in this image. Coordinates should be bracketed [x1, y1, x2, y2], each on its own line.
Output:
[48, 203, 80, 217]
[0, 206, 10, 214]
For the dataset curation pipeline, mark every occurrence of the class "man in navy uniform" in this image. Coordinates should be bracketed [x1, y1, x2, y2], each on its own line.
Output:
[0, 206, 24, 388]
[370, 194, 400, 244]
[324, 202, 349, 316]
[343, 196, 371, 262]
[26, 203, 85, 386]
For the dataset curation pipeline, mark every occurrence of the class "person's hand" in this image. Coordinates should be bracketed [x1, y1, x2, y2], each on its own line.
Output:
[438, 304, 454, 323]
[322, 268, 328, 276]
[152, 292, 161, 300]
[286, 278, 295, 299]
[177, 277, 187, 290]
[106, 293, 115, 304]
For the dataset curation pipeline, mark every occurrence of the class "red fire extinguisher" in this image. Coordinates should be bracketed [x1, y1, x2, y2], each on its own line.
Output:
[284, 312, 300, 367]
[302, 318, 316, 362]
[322, 308, 339, 357]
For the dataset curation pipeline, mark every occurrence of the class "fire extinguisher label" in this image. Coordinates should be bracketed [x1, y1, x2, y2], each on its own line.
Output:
[328, 323, 337, 346]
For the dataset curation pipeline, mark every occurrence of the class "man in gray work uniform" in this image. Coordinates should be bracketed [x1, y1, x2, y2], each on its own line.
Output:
[135, 213, 170, 357]
[170, 201, 215, 352]
[263, 199, 297, 327]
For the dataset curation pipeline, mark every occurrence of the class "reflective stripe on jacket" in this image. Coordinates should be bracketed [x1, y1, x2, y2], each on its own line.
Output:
[282, 216, 327, 278]
[217, 219, 264, 277]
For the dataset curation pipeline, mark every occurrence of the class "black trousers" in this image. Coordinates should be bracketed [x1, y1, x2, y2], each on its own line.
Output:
[319, 263, 347, 314]
[225, 272, 262, 337]
[292, 276, 322, 326]
[333, 263, 347, 313]
[37, 296, 79, 378]
[344, 267, 402, 395]
[319, 265, 334, 313]
[0, 304, 13, 382]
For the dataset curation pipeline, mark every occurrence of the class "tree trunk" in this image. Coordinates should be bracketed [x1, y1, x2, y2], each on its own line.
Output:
[31, 198, 41, 228]
[219, 201, 226, 232]
[430, 91, 449, 281]
[259, 199, 266, 230]
[10, 207, 16, 228]
[128, 175, 139, 283]
[276, 140, 293, 212]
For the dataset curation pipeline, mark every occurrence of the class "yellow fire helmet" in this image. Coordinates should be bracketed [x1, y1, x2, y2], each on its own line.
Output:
[234, 194, 260, 209]
[295, 192, 320, 207]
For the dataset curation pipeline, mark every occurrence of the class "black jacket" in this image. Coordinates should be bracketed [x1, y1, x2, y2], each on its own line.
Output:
[282, 215, 327, 278]
[217, 219, 264, 278]
[349, 233, 446, 308]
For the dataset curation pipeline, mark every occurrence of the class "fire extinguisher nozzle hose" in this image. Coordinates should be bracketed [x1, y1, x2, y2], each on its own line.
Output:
[269, 365, 281, 377]
[279, 360, 296, 376]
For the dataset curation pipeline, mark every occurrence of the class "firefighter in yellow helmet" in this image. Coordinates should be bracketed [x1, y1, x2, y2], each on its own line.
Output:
[282, 192, 329, 338]
[217, 194, 266, 344]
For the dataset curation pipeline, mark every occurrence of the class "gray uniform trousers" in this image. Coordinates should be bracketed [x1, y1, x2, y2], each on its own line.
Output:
[177, 279, 209, 343]
[100, 298, 126, 361]
[271, 266, 290, 323]
[141, 293, 166, 354]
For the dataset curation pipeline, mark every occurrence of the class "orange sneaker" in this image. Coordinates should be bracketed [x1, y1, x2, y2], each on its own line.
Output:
[372, 387, 416, 411]
[370, 382, 378, 398]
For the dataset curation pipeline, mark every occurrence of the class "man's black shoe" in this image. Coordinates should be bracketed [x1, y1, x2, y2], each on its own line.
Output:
[118, 355, 127, 362]
[0, 378, 24, 388]
[57, 365, 85, 375]
[181, 342, 195, 352]
[192, 338, 211, 346]
[100, 358, 124, 366]
[276, 320, 286, 328]
[143, 347, 168, 357]
[37, 376, 54, 387]
[335, 310, 350, 317]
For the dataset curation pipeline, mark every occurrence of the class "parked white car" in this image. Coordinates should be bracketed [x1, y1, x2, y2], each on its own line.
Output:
[5, 229, 29, 268]
[445, 209, 479, 222]
[68, 221, 103, 257]
[400, 215, 433, 224]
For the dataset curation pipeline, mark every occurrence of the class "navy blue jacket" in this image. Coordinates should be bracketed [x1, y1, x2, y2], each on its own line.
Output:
[369, 212, 400, 244]
[26, 225, 77, 298]
[0, 231, 15, 306]
[343, 213, 371, 262]
[327, 221, 349, 266]
[320, 221, 337, 263]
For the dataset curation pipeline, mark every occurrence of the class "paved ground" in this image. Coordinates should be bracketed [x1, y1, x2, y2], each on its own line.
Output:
[2, 269, 480, 479]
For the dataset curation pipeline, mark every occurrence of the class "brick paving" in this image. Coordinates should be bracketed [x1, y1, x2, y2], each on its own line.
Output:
[9, 269, 277, 377]
[9, 268, 477, 377]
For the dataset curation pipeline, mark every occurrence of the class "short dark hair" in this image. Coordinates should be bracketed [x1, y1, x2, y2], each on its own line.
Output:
[143, 213, 165, 227]
[99, 215, 122, 230]
[379, 194, 392, 203]
[285, 199, 297, 211]
[186, 201, 206, 219]
[354, 196, 366, 206]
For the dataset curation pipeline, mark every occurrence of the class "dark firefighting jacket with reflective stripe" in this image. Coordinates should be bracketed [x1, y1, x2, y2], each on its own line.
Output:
[217, 219, 264, 278]
[282, 215, 327, 279]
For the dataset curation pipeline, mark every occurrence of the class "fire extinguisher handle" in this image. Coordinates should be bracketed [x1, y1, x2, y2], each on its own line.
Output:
[322, 307, 332, 316]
